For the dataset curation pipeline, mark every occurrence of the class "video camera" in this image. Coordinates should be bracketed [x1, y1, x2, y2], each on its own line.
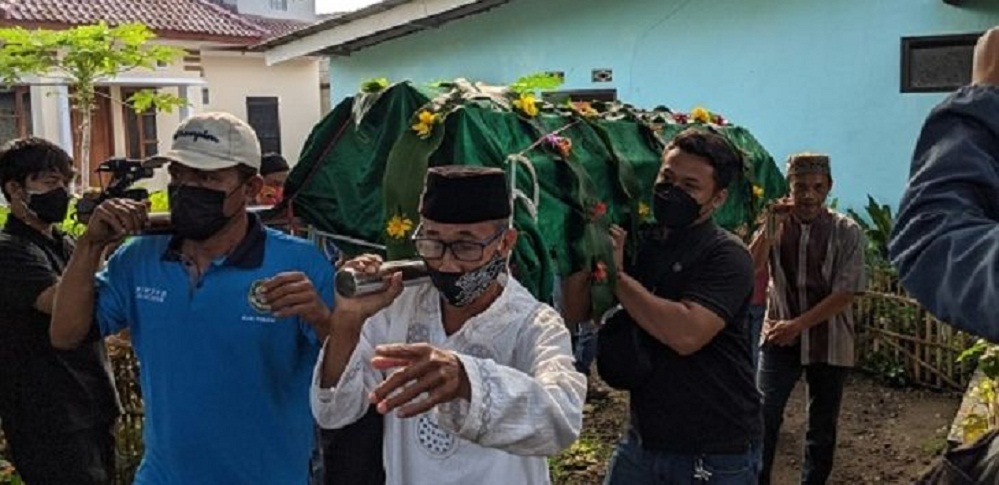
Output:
[75, 157, 163, 222]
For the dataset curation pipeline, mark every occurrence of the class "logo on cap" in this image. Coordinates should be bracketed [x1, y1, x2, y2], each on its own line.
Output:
[174, 129, 220, 144]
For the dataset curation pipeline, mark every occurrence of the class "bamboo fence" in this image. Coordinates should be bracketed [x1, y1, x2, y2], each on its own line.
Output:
[853, 269, 977, 391]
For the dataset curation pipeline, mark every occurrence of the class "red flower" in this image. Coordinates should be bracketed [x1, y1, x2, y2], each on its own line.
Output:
[592, 261, 608, 283]
[591, 201, 608, 221]
[673, 113, 689, 124]
[713, 114, 728, 126]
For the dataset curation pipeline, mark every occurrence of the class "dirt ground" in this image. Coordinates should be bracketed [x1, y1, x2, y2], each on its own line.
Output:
[552, 373, 960, 484]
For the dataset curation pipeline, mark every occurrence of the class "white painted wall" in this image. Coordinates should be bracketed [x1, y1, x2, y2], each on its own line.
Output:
[201, 52, 321, 163]
[234, 0, 317, 21]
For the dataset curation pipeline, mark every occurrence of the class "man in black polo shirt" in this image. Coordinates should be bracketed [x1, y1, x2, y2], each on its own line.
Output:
[598, 128, 761, 484]
[0, 137, 120, 484]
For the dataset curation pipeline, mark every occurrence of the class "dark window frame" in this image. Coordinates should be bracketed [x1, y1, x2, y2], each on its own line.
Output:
[246, 96, 282, 155]
[542, 89, 618, 104]
[0, 86, 33, 145]
[121, 88, 159, 160]
[901, 33, 981, 93]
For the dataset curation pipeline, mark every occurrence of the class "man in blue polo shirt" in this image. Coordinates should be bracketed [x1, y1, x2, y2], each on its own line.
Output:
[49, 112, 335, 484]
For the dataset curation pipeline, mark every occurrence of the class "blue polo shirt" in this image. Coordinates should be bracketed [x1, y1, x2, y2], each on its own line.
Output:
[96, 216, 333, 484]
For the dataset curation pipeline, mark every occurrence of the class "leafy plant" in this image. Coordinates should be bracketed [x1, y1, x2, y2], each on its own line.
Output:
[549, 437, 612, 482]
[861, 348, 910, 388]
[957, 339, 999, 442]
[360, 77, 389, 93]
[509, 72, 565, 95]
[847, 195, 894, 266]
[0, 22, 186, 187]
[0, 455, 22, 485]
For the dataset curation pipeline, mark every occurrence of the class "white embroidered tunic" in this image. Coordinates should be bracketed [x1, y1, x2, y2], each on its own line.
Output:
[312, 277, 586, 485]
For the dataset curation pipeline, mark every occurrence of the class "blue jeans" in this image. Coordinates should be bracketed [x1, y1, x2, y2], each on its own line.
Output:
[758, 346, 848, 485]
[605, 430, 761, 484]
[747, 305, 766, 370]
[572, 320, 598, 375]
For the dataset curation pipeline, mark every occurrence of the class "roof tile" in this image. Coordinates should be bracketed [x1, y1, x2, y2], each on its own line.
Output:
[0, 0, 267, 41]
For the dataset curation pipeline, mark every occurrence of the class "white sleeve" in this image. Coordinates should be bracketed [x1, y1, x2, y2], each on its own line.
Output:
[311, 312, 389, 430]
[434, 306, 586, 456]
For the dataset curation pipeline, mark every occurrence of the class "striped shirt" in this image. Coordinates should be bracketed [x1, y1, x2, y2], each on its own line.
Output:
[767, 209, 866, 367]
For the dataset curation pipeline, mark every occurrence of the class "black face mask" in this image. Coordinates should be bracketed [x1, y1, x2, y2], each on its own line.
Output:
[425, 252, 507, 307]
[169, 184, 239, 241]
[653, 182, 705, 229]
[27, 187, 70, 224]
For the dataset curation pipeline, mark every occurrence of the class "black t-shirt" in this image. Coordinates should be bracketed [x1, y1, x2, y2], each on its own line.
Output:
[626, 220, 761, 454]
[0, 217, 120, 435]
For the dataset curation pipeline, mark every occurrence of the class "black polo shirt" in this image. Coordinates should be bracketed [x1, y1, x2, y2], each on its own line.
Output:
[0, 216, 120, 436]
[626, 220, 761, 454]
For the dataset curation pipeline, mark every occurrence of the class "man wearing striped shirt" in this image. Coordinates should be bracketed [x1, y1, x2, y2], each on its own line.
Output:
[749, 153, 866, 485]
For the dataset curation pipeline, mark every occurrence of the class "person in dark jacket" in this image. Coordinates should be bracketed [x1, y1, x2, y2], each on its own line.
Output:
[0, 137, 120, 484]
[890, 27, 999, 343]
[891, 27, 999, 485]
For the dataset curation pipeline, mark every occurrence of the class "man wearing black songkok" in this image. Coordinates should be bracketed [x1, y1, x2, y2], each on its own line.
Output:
[312, 165, 585, 484]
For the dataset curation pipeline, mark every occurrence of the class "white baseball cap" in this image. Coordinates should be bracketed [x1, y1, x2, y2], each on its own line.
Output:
[149, 112, 261, 171]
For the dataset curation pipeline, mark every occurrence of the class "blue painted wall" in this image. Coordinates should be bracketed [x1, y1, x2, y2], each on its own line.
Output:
[328, 0, 999, 211]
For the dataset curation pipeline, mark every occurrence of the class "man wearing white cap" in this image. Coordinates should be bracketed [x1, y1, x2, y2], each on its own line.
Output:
[49, 112, 335, 484]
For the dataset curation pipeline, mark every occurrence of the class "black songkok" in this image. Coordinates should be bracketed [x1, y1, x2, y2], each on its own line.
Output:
[419, 165, 511, 223]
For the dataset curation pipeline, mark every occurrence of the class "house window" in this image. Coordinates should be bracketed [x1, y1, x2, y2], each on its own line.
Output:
[0, 86, 32, 146]
[246, 96, 281, 154]
[270, 0, 288, 11]
[122, 88, 159, 159]
[542, 89, 618, 104]
[901, 33, 980, 93]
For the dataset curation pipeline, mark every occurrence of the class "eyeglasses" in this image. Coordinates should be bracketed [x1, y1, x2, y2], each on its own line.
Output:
[411, 225, 506, 262]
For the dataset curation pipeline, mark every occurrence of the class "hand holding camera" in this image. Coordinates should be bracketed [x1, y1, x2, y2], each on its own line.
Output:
[81, 198, 150, 248]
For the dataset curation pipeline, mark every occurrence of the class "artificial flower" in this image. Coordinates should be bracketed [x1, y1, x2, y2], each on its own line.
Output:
[411, 110, 438, 139]
[672, 112, 689, 124]
[638, 201, 651, 219]
[513, 93, 539, 117]
[691, 106, 712, 124]
[573, 101, 599, 118]
[752, 185, 764, 200]
[385, 214, 414, 239]
[545, 134, 573, 158]
[591, 201, 608, 221]
[713, 114, 728, 126]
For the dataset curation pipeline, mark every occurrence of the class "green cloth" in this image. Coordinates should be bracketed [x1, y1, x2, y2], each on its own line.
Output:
[287, 82, 786, 307]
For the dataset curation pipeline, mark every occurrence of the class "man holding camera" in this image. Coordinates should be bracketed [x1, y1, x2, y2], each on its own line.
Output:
[0, 137, 120, 484]
[49, 112, 335, 484]
[312, 165, 585, 484]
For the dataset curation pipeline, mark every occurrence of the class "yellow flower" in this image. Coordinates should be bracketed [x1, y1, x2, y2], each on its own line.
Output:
[691, 106, 712, 124]
[638, 202, 651, 219]
[513, 93, 539, 117]
[411, 110, 438, 139]
[752, 185, 764, 199]
[385, 214, 414, 239]
[573, 101, 599, 118]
